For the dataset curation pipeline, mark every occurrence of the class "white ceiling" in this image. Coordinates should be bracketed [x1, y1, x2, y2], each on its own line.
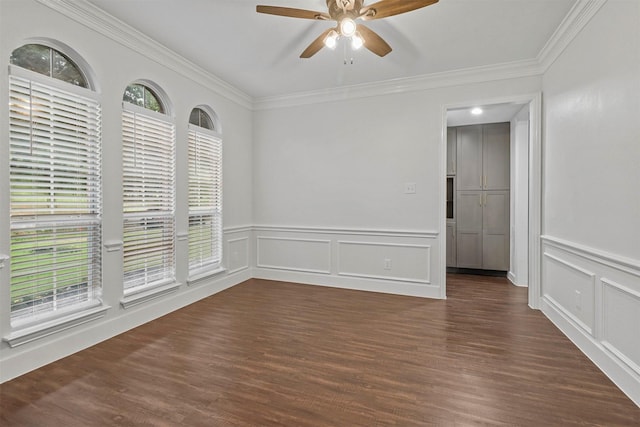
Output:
[86, 0, 577, 99]
[447, 102, 527, 127]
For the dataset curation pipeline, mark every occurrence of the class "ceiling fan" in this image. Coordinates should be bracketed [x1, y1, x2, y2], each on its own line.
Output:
[256, 0, 439, 58]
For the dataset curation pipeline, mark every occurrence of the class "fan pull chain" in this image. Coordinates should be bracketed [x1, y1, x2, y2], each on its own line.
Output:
[343, 42, 355, 65]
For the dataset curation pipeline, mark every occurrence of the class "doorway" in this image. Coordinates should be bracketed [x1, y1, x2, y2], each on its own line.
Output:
[440, 94, 542, 309]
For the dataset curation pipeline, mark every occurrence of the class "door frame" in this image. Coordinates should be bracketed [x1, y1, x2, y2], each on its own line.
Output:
[440, 93, 542, 309]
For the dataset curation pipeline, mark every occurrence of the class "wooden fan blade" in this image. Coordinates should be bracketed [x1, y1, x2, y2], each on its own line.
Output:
[300, 28, 335, 58]
[256, 5, 330, 20]
[357, 24, 392, 57]
[360, 0, 439, 21]
[357, 24, 392, 56]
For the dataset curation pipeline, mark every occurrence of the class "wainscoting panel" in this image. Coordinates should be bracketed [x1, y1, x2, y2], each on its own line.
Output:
[337, 241, 431, 284]
[601, 278, 640, 377]
[542, 252, 595, 334]
[227, 237, 249, 274]
[541, 235, 640, 406]
[253, 226, 440, 298]
[256, 236, 331, 274]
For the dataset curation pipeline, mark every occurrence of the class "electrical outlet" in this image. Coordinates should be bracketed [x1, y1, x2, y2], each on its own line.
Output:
[404, 182, 416, 194]
[575, 290, 582, 312]
[384, 258, 392, 270]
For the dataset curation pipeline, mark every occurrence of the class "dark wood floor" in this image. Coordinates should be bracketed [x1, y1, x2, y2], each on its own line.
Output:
[1, 275, 639, 426]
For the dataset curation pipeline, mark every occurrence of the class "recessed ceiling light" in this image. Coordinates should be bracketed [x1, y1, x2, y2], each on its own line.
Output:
[471, 107, 483, 115]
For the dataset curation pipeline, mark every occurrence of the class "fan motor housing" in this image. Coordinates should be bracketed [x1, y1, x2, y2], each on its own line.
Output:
[327, 0, 363, 19]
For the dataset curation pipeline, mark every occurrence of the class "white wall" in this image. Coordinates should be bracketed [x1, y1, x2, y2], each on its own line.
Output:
[0, 0, 253, 382]
[509, 105, 529, 286]
[541, 0, 640, 406]
[253, 77, 541, 296]
[3, 1, 638, 410]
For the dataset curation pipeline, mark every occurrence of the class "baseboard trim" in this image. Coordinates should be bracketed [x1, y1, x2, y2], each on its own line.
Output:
[542, 292, 640, 407]
[253, 268, 442, 299]
[507, 271, 528, 287]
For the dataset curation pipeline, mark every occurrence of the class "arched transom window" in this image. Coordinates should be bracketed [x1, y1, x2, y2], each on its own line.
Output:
[123, 83, 164, 113]
[10, 43, 88, 87]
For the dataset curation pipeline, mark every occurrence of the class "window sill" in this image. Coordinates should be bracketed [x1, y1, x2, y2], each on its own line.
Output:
[187, 266, 226, 286]
[3, 303, 110, 348]
[120, 281, 181, 309]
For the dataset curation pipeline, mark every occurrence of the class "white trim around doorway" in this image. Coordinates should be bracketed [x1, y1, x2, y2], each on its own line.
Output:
[441, 93, 542, 309]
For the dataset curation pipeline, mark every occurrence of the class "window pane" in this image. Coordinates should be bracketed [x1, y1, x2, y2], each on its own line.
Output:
[52, 50, 87, 87]
[122, 108, 175, 291]
[10, 223, 101, 318]
[144, 88, 163, 113]
[10, 44, 51, 77]
[123, 84, 164, 114]
[188, 129, 222, 271]
[189, 108, 214, 130]
[123, 84, 144, 108]
[199, 110, 214, 130]
[123, 216, 174, 289]
[189, 109, 200, 126]
[9, 75, 102, 321]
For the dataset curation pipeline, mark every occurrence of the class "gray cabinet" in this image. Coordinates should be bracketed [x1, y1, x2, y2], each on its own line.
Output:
[456, 191, 483, 268]
[456, 125, 483, 190]
[482, 124, 510, 190]
[456, 123, 510, 191]
[449, 123, 510, 271]
[455, 190, 510, 271]
[482, 190, 510, 270]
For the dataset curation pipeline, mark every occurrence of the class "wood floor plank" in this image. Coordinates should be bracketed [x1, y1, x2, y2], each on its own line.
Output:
[1, 274, 639, 426]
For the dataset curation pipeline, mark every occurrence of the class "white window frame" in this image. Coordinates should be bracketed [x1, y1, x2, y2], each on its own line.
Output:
[5, 64, 108, 344]
[121, 101, 177, 304]
[187, 122, 223, 282]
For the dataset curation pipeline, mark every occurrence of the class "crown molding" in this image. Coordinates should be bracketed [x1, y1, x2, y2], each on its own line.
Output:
[254, 0, 605, 110]
[536, 0, 607, 72]
[254, 58, 542, 110]
[36, 0, 253, 110]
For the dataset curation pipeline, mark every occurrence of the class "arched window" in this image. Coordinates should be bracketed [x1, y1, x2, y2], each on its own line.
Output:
[189, 107, 214, 130]
[121, 82, 175, 295]
[123, 83, 164, 113]
[8, 43, 101, 322]
[187, 107, 222, 276]
[10, 43, 88, 87]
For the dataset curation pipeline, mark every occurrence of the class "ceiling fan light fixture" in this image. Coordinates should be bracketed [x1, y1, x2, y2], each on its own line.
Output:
[351, 33, 364, 50]
[340, 17, 356, 37]
[324, 30, 339, 49]
[257, 0, 440, 59]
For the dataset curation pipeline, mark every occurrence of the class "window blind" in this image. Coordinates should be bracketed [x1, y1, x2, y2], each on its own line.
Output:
[122, 108, 175, 291]
[9, 74, 102, 321]
[188, 127, 222, 272]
